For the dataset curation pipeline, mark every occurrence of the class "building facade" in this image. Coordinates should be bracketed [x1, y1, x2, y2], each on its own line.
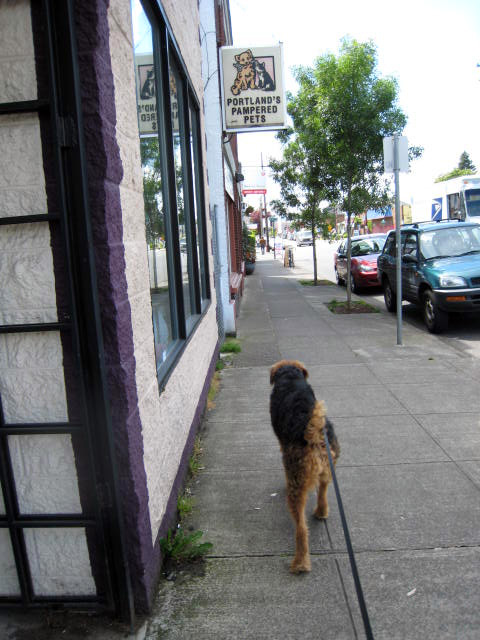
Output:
[0, 0, 220, 620]
[200, 0, 245, 337]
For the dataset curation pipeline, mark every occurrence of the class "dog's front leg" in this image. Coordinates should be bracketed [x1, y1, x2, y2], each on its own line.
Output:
[287, 487, 311, 573]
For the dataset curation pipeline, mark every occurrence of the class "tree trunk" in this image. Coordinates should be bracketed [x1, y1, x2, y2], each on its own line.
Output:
[346, 212, 352, 309]
[311, 212, 318, 285]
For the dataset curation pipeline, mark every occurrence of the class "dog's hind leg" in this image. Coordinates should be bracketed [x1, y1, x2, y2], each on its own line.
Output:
[314, 470, 331, 519]
[287, 485, 311, 573]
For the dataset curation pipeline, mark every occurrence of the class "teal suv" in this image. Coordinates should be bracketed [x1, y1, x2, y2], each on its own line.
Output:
[377, 221, 480, 333]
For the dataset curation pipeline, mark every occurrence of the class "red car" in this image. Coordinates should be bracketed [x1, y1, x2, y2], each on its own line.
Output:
[334, 233, 387, 293]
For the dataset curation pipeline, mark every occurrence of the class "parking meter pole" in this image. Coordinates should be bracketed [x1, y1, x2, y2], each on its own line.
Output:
[394, 134, 403, 346]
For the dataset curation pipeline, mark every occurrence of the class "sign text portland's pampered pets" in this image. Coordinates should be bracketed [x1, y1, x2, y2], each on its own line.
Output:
[220, 45, 286, 132]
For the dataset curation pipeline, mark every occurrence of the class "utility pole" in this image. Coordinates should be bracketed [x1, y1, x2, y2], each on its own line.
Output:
[393, 134, 402, 345]
[384, 134, 408, 346]
[261, 153, 270, 251]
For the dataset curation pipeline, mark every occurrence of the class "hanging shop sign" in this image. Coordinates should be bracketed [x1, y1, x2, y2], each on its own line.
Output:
[220, 44, 287, 133]
[242, 188, 267, 195]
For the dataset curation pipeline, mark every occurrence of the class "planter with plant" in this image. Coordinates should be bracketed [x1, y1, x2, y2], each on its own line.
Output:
[242, 224, 256, 275]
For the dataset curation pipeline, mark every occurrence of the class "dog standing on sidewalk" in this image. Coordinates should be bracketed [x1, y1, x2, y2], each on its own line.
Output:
[269, 360, 340, 573]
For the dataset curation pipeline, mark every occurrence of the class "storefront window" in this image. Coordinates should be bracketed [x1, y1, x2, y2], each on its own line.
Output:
[133, 2, 174, 365]
[169, 63, 194, 327]
[189, 102, 208, 305]
[131, 0, 210, 379]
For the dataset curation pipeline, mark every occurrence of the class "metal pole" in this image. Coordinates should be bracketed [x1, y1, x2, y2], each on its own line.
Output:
[394, 134, 403, 346]
[261, 153, 269, 251]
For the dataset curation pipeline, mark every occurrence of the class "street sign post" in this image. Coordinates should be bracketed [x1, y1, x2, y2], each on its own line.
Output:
[383, 134, 409, 346]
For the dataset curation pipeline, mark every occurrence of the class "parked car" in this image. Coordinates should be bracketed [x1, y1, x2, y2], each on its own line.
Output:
[334, 233, 387, 292]
[377, 221, 480, 333]
[296, 230, 313, 246]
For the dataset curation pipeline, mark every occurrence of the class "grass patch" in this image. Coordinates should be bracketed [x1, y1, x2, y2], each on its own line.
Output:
[188, 436, 204, 476]
[326, 299, 380, 314]
[160, 527, 213, 562]
[177, 492, 194, 519]
[220, 338, 241, 353]
[160, 429, 213, 573]
[299, 279, 334, 286]
[207, 372, 221, 410]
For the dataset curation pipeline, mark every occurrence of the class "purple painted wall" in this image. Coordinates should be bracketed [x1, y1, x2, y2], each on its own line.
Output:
[31, 0, 218, 614]
[73, 0, 153, 611]
[71, 0, 219, 613]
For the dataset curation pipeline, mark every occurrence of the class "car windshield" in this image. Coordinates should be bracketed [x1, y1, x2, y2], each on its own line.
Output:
[420, 226, 480, 259]
[351, 237, 386, 256]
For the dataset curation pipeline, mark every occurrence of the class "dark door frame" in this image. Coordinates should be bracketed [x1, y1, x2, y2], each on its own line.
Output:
[0, 0, 133, 623]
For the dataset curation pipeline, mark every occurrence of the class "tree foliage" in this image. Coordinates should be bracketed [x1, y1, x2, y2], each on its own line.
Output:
[435, 151, 477, 183]
[271, 38, 420, 295]
[141, 137, 165, 247]
[140, 136, 185, 248]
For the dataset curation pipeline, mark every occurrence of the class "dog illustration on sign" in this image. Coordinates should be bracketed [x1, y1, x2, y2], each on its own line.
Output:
[230, 49, 276, 95]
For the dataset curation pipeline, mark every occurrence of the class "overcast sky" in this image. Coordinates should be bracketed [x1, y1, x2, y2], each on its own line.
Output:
[229, 0, 480, 208]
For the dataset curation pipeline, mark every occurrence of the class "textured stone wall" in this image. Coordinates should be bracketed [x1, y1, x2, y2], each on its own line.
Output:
[0, 0, 94, 597]
[107, 0, 218, 548]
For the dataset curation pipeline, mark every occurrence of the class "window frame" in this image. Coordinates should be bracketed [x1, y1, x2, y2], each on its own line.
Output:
[402, 232, 418, 260]
[137, 0, 211, 384]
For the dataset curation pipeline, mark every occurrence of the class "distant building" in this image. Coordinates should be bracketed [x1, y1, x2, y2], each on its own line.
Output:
[336, 203, 412, 235]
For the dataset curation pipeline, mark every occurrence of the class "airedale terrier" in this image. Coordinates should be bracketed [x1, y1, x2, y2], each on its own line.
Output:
[269, 360, 340, 573]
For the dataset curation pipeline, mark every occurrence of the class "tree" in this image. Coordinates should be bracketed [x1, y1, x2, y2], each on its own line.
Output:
[141, 137, 166, 247]
[458, 151, 476, 172]
[313, 39, 418, 307]
[270, 56, 341, 284]
[271, 38, 421, 300]
[435, 151, 477, 182]
[270, 141, 332, 284]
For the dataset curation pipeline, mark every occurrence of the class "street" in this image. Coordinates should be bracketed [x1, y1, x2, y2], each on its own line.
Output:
[274, 237, 480, 359]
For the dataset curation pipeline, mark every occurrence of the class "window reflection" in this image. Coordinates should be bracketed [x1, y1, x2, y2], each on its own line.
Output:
[189, 104, 208, 304]
[169, 64, 194, 325]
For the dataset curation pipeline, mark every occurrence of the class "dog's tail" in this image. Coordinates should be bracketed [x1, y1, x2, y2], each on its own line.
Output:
[304, 401, 340, 460]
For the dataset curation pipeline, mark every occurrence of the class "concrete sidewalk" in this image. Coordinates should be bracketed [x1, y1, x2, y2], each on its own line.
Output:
[148, 253, 480, 639]
[2, 253, 479, 639]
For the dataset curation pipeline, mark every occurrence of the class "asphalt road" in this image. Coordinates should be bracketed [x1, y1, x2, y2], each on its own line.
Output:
[280, 238, 480, 359]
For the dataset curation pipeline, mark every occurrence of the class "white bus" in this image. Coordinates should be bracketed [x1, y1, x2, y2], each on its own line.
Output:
[420, 174, 480, 223]
[412, 174, 480, 224]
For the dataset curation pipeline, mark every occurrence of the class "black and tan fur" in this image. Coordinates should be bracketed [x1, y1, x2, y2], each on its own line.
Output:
[270, 360, 340, 573]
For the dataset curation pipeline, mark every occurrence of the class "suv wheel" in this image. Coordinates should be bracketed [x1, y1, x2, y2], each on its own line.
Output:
[335, 268, 343, 286]
[383, 278, 396, 312]
[423, 290, 448, 334]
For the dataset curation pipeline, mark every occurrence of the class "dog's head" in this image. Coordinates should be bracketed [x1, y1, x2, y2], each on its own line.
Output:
[235, 49, 254, 66]
[270, 360, 308, 385]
